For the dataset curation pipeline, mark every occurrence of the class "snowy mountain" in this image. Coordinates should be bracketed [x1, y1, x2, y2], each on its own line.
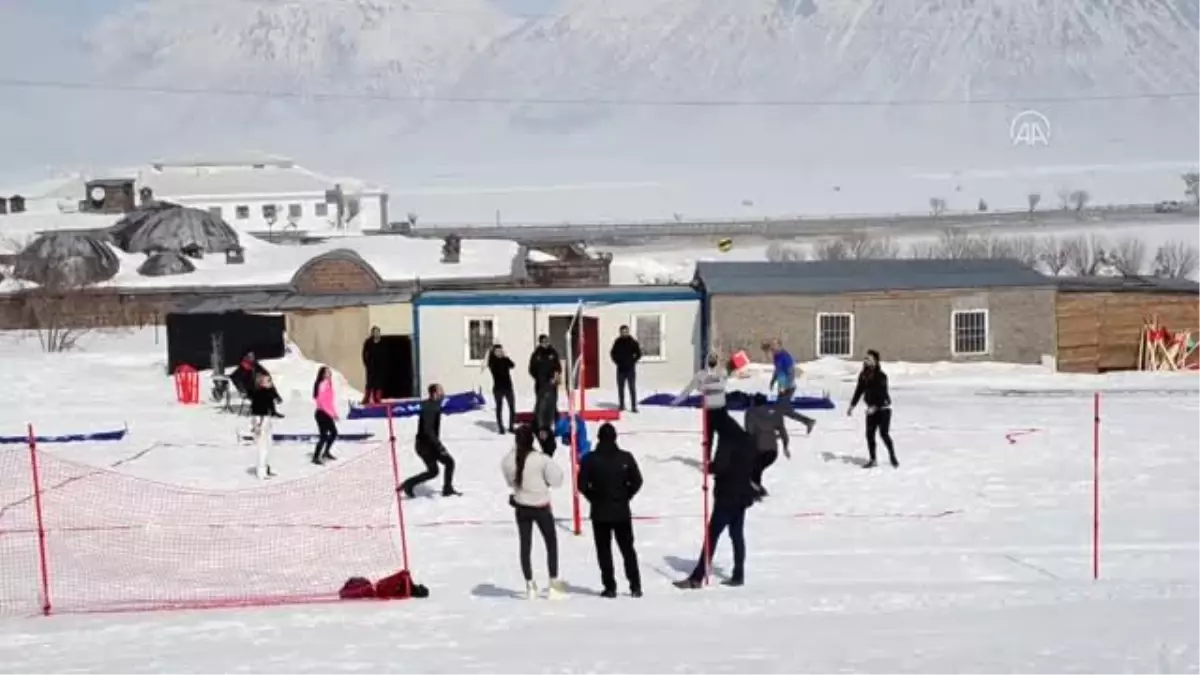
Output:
[1, 0, 1197, 188]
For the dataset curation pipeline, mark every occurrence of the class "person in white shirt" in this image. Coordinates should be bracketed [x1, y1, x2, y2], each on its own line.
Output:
[501, 425, 566, 599]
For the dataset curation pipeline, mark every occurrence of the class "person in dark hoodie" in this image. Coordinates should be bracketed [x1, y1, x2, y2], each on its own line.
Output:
[532, 375, 559, 456]
[609, 325, 642, 413]
[847, 349, 898, 469]
[400, 383, 461, 497]
[675, 412, 759, 589]
[528, 334, 562, 395]
[248, 372, 284, 480]
[577, 423, 644, 598]
[229, 352, 270, 397]
[743, 392, 791, 498]
[361, 326, 387, 404]
[487, 344, 517, 434]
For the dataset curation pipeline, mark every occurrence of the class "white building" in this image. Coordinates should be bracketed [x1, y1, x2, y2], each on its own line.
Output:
[412, 286, 705, 400]
[135, 155, 388, 234]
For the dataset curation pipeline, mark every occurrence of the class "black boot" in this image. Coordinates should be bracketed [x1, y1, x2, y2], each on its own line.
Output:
[889, 455, 899, 468]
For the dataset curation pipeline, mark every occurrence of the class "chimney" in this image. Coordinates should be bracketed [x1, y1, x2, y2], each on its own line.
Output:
[441, 235, 461, 264]
[9, 195, 25, 213]
[140, 186, 155, 206]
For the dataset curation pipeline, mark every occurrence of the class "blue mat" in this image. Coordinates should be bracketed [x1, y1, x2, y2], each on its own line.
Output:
[240, 432, 376, 443]
[639, 392, 835, 411]
[347, 391, 486, 420]
[0, 428, 129, 445]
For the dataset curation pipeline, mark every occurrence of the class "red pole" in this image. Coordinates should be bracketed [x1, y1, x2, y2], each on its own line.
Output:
[569, 379, 583, 536]
[1092, 392, 1100, 581]
[27, 424, 52, 616]
[701, 409, 712, 586]
[385, 405, 412, 579]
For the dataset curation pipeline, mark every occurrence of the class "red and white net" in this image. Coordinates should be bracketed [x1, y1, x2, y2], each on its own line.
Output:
[0, 444, 402, 616]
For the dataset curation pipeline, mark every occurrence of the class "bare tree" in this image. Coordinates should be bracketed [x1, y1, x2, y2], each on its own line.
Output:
[765, 241, 807, 262]
[1026, 192, 1041, 216]
[929, 197, 947, 218]
[1069, 189, 1090, 214]
[907, 240, 939, 259]
[985, 235, 1039, 266]
[1108, 237, 1148, 276]
[812, 233, 898, 261]
[1152, 240, 1200, 279]
[934, 227, 984, 259]
[977, 198, 988, 212]
[10, 277, 144, 353]
[1056, 188, 1072, 210]
[1184, 171, 1199, 206]
[812, 237, 848, 261]
[1062, 235, 1108, 276]
[1037, 237, 1071, 275]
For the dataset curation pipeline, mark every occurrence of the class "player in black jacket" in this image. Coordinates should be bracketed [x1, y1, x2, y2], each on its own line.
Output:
[847, 349, 898, 469]
[487, 345, 517, 434]
[577, 423, 644, 598]
[675, 413, 759, 589]
[528, 334, 562, 393]
[400, 384, 460, 497]
[609, 326, 642, 412]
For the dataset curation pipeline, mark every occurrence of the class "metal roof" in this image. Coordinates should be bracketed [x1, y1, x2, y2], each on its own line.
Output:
[173, 290, 411, 314]
[695, 259, 1053, 295]
[1055, 275, 1200, 294]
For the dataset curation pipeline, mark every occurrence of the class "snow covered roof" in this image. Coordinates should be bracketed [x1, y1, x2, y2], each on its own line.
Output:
[0, 213, 122, 252]
[137, 160, 384, 200]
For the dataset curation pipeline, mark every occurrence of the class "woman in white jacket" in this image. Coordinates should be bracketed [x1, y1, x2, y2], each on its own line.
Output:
[501, 425, 566, 599]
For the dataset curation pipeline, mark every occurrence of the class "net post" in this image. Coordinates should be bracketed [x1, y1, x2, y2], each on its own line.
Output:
[1092, 391, 1100, 581]
[569, 374, 583, 537]
[385, 404, 412, 579]
[701, 410, 712, 587]
[26, 423, 52, 616]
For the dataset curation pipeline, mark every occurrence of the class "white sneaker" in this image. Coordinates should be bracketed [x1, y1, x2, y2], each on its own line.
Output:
[546, 579, 567, 600]
[525, 580, 539, 600]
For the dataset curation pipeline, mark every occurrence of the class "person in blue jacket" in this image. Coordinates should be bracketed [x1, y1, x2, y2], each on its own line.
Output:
[764, 338, 815, 434]
[555, 414, 591, 459]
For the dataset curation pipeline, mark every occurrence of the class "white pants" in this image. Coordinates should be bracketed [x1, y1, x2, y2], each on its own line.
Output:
[252, 416, 273, 478]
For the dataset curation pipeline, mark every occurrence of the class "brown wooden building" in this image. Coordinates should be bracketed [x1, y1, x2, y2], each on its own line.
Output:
[1055, 276, 1199, 373]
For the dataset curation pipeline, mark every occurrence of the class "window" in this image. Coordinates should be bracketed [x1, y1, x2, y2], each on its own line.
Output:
[288, 203, 303, 219]
[952, 309, 989, 355]
[235, 205, 249, 220]
[314, 202, 329, 217]
[207, 206, 223, 219]
[464, 317, 495, 364]
[631, 314, 665, 361]
[262, 204, 278, 221]
[816, 313, 854, 357]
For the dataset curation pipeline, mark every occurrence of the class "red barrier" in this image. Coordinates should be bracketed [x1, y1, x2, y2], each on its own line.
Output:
[173, 365, 199, 405]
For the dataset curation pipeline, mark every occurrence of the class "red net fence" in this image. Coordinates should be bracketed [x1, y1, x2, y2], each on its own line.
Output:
[0, 443, 404, 616]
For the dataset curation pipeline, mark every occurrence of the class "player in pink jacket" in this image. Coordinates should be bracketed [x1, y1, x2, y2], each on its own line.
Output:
[312, 366, 340, 465]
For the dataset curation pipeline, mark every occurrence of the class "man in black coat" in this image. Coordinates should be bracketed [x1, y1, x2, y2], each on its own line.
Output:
[675, 412, 758, 589]
[577, 423, 644, 598]
[399, 383, 460, 497]
[609, 325, 642, 413]
[486, 344, 516, 434]
[532, 377, 559, 456]
[361, 326, 387, 404]
[528, 333, 562, 393]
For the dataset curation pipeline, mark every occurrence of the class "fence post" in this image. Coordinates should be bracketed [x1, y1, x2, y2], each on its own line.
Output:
[26, 423, 52, 616]
[701, 410, 712, 586]
[1092, 392, 1100, 581]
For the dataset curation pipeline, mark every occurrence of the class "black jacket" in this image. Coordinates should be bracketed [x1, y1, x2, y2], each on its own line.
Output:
[362, 337, 387, 371]
[248, 386, 282, 417]
[415, 398, 442, 451]
[577, 440, 644, 523]
[850, 367, 891, 410]
[609, 335, 642, 372]
[709, 415, 759, 509]
[744, 404, 788, 453]
[487, 352, 515, 391]
[528, 345, 562, 385]
[229, 360, 269, 395]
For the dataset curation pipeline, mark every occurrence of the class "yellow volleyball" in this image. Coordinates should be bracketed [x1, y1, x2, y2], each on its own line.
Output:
[717, 238, 733, 252]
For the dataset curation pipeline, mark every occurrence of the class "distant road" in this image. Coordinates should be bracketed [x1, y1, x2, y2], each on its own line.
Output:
[389, 204, 1198, 245]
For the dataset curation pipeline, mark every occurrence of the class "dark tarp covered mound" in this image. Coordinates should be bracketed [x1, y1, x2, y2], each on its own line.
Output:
[13, 232, 120, 286]
[110, 201, 239, 255]
[137, 250, 197, 277]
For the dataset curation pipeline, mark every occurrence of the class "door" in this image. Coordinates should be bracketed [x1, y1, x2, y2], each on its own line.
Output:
[548, 314, 600, 389]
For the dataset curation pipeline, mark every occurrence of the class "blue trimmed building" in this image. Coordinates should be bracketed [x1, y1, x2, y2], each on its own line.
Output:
[413, 286, 706, 397]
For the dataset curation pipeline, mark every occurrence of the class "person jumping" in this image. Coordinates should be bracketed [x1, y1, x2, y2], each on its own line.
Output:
[743, 392, 790, 498]
[764, 338, 816, 435]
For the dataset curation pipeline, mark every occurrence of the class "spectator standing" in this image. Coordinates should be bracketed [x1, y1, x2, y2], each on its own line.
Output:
[501, 425, 567, 600]
[487, 344, 517, 434]
[609, 325, 642, 412]
[361, 326, 387, 404]
[577, 423, 644, 598]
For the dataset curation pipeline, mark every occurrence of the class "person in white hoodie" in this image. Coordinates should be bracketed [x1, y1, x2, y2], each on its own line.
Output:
[501, 425, 566, 599]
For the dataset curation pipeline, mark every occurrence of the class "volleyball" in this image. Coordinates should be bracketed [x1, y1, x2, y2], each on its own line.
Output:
[716, 238, 733, 252]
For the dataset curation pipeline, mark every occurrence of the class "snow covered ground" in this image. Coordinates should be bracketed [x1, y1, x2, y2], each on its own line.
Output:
[0, 329, 1196, 672]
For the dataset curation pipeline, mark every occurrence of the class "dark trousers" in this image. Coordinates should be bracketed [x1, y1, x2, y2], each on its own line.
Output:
[616, 368, 638, 411]
[401, 444, 455, 494]
[362, 369, 382, 404]
[776, 387, 815, 426]
[515, 504, 558, 581]
[690, 504, 747, 583]
[537, 429, 557, 457]
[592, 520, 641, 593]
[865, 408, 896, 463]
[313, 410, 338, 460]
[753, 450, 778, 487]
[493, 385, 515, 430]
